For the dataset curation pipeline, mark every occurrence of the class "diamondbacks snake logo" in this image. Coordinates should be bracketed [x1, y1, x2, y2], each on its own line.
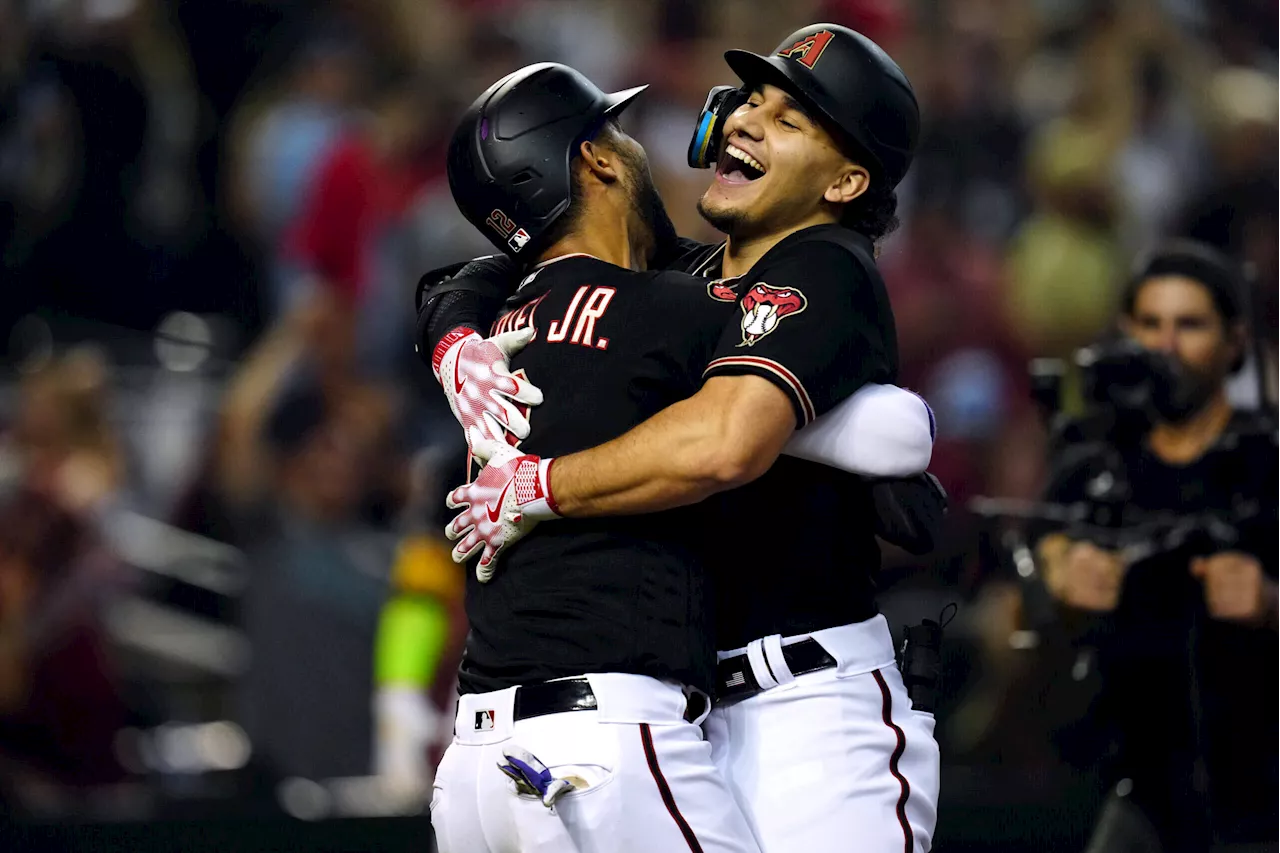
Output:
[738, 283, 807, 347]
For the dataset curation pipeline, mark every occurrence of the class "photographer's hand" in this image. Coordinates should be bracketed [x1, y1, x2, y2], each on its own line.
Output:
[1041, 535, 1128, 612]
[1191, 553, 1279, 630]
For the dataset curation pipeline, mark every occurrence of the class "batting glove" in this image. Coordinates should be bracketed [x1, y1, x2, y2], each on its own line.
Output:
[445, 432, 561, 581]
[497, 745, 574, 810]
[432, 326, 544, 450]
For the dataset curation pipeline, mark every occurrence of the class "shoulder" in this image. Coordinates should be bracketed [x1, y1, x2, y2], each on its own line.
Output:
[646, 269, 737, 312]
[662, 239, 725, 276]
[752, 227, 879, 289]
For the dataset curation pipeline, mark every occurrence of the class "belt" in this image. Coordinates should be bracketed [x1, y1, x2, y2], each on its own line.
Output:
[512, 678, 705, 724]
[716, 638, 837, 701]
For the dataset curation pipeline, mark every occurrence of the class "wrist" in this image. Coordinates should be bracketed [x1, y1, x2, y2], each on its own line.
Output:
[524, 457, 562, 521]
[431, 327, 480, 382]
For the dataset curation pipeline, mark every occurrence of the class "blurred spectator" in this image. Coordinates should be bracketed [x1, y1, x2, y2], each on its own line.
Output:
[281, 72, 442, 379]
[1113, 53, 1206, 256]
[233, 27, 364, 320]
[234, 373, 400, 781]
[1005, 109, 1123, 364]
[883, 197, 1035, 507]
[5, 350, 127, 517]
[0, 490, 128, 795]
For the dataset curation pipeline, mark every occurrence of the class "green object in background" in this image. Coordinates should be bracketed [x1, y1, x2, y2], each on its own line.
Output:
[374, 595, 449, 688]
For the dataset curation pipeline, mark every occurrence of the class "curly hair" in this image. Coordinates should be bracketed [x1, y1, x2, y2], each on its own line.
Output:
[840, 181, 900, 244]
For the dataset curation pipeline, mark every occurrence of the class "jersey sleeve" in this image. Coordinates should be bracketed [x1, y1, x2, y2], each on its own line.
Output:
[702, 243, 893, 427]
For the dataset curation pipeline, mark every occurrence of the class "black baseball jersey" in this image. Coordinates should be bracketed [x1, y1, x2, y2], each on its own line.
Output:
[668, 225, 900, 649]
[458, 254, 732, 696]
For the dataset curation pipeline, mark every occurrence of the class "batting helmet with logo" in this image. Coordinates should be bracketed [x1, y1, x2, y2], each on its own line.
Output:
[722, 23, 919, 188]
[446, 63, 647, 260]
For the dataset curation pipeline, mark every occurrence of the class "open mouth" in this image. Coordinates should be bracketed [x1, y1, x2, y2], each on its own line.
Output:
[717, 143, 766, 184]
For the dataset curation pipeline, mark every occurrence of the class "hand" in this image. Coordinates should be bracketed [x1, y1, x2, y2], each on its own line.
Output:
[1191, 552, 1277, 628]
[432, 327, 544, 451]
[445, 432, 561, 581]
[1046, 540, 1127, 612]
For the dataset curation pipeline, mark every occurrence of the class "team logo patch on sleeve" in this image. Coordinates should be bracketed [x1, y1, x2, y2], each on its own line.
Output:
[738, 283, 807, 346]
[707, 279, 739, 302]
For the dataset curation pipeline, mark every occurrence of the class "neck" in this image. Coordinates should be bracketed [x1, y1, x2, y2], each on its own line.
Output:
[540, 209, 645, 271]
[722, 212, 838, 278]
[1147, 389, 1233, 464]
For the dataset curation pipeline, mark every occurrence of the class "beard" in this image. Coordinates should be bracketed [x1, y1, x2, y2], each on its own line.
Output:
[618, 146, 678, 268]
[697, 195, 737, 235]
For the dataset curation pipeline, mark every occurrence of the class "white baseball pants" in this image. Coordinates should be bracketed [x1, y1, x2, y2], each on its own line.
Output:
[704, 615, 940, 853]
[431, 673, 761, 853]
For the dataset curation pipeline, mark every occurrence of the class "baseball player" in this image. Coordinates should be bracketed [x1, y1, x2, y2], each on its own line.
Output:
[425, 63, 934, 853]
[426, 25, 940, 852]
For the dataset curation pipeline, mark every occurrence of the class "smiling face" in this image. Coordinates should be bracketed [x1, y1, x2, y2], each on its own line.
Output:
[697, 84, 869, 240]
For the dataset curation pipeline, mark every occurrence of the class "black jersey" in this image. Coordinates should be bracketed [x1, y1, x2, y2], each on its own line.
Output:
[458, 254, 732, 696]
[667, 225, 900, 649]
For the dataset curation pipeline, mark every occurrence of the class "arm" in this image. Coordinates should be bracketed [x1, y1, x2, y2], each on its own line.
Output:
[784, 384, 934, 478]
[550, 375, 795, 516]
[414, 257, 545, 448]
[550, 241, 892, 514]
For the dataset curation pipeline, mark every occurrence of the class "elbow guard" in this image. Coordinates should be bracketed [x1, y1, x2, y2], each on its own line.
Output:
[414, 256, 521, 364]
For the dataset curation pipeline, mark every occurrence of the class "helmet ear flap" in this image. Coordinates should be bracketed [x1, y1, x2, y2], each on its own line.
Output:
[688, 86, 748, 169]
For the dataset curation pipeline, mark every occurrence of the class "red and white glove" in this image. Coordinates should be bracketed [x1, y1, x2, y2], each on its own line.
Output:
[445, 432, 562, 582]
[432, 327, 544, 450]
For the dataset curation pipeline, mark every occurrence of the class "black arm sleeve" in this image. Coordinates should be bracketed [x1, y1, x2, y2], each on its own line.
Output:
[413, 256, 521, 365]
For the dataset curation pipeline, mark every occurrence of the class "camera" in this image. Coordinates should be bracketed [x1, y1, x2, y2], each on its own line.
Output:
[1030, 338, 1187, 452]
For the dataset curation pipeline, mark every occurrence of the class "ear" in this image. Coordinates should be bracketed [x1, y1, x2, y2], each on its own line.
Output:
[578, 139, 620, 184]
[823, 165, 870, 205]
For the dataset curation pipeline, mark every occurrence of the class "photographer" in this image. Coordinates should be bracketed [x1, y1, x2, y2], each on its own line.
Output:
[1036, 241, 1277, 852]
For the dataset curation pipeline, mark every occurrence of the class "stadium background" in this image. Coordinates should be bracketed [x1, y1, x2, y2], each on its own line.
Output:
[0, 0, 1274, 850]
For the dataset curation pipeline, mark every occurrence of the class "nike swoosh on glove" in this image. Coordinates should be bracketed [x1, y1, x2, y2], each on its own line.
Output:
[497, 745, 575, 810]
[445, 431, 561, 581]
[432, 327, 544, 451]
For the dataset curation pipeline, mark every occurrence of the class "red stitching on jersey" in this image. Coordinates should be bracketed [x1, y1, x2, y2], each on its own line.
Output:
[873, 669, 914, 853]
[703, 356, 816, 425]
[639, 724, 704, 853]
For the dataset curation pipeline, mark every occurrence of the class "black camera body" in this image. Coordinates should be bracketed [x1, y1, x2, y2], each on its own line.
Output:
[1031, 338, 1187, 455]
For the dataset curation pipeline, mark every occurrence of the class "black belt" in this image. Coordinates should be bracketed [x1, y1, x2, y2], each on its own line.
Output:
[716, 638, 837, 701]
[512, 678, 705, 724]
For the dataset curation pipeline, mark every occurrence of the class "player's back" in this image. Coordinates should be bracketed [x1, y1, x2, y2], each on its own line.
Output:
[460, 254, 730, 696]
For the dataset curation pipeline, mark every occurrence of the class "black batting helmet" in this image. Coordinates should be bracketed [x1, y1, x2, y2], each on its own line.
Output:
[724, 24, 919, 188]
[446, 63, 647, 259]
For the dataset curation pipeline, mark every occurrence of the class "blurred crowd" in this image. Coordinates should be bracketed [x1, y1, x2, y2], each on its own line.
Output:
[0, 0, 1275, 839]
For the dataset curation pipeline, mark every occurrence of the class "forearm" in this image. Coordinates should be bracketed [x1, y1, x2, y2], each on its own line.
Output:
[549, 376, 793, 517]
[550, 399, 742, 517]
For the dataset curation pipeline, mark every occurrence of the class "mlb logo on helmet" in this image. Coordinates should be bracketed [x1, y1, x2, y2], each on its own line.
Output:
[776, 29, 834, 69]
[475, 709, 496, 731]
[509, 229, 531, 252]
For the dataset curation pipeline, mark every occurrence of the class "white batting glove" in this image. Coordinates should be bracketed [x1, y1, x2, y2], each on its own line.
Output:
[431, 327, 544, 451]
[445, 431, 561, 582]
